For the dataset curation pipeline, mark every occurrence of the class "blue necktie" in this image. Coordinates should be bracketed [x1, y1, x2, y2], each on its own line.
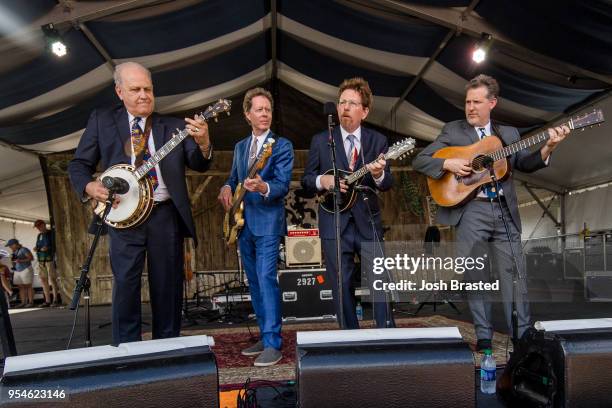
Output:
[478, 128, 497, 199]
[132, 117, 158, 190]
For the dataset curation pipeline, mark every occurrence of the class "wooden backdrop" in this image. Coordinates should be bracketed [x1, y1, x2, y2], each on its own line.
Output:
[43, 150, 444, 305]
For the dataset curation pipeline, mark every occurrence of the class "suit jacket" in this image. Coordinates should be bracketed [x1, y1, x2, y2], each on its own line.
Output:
[68, 105, 212, 243]
[412, 120, 547, 232]
[302, 126, 393, 240]
[224, 133, 294, 237]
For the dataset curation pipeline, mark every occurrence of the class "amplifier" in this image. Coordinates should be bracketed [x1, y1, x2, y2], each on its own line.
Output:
[285, 229, 322, 267]
[499, 319, 612, 407]
[278, 268, 335, 321]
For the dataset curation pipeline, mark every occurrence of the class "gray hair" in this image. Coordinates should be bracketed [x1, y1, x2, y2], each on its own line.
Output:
[113, 62, 152, 86]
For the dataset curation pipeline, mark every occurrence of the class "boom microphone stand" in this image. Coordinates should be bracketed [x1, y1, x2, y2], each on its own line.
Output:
[324, 102, 345, 329]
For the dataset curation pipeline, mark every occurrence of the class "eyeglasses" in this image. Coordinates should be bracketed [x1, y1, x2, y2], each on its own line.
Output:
[338, 99, 362, 109]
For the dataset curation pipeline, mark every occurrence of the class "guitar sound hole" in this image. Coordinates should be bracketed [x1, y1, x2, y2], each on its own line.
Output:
[471, 155, 487, 172]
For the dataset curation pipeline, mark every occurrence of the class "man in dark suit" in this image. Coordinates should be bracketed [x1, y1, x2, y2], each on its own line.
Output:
[302, 77, 395, 329]
[218, 87, 293, 366]
[413, 74, 569, 350]
[68, 62, 213, 344]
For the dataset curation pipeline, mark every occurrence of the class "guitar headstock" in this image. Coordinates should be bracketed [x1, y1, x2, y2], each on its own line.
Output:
[198, 99, 232, 123]
[386, 137, 416, 160]
[256, 138, 275, 170]
[571, 108, 605, 130]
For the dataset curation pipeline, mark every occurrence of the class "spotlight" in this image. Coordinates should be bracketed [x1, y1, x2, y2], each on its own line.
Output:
[472, 33, 492, 64]
[42, 23, 68, 58]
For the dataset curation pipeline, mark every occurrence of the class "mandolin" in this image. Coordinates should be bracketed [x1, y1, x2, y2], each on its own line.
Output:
[427, 109, 605, 207]
[320, 138, 415, 213]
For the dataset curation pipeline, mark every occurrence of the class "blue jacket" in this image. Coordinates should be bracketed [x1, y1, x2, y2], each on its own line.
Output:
[225, 133, 294, 237]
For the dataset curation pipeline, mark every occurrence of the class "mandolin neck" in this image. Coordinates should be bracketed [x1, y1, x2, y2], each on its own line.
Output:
[345, 154, 387, 184]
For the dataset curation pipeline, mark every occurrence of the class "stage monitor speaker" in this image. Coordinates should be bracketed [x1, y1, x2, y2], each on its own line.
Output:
[0, 336, 218, 407]
[285, 230, 322, 267]
[296, 327, 475, 408]
[499, 319, 612, 408]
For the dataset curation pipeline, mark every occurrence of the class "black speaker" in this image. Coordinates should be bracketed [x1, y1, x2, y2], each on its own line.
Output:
[296, 328, 475, 408]
[0, 336, 219, 407]
[499, 320, 612, 407]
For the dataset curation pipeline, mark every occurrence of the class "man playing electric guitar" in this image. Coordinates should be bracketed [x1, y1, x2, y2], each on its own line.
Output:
[218, 88, 293, 367]
[413, 74, 569, 351]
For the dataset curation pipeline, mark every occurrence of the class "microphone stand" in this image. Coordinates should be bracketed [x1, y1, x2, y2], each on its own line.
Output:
[484, 160, 521, 347]
[356, 185, 396, 328]
[327, 116, 345, 329]
[69, 193, 114, 347]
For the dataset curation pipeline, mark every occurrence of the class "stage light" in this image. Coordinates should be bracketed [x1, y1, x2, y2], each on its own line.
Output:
[472, 33, 492, 64]
[472, 48, 486, 63]
[42, 23, 68, 58]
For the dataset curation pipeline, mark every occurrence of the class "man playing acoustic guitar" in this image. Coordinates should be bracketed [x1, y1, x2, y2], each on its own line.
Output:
[413, 74, 569, 352]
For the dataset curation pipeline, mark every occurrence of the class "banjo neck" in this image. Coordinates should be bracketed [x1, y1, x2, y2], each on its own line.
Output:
[133, 128, 190, 180]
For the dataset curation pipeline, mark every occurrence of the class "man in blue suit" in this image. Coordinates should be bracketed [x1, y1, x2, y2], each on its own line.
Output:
[218, 87, 293, 366]
[302, 77, 395, 329]
[68, 62, 213, 344]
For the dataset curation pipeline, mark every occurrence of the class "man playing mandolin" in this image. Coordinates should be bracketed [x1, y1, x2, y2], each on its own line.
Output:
[302, 77, 395, 329]
[413, 74, 569, 351]
[68, 62, 213, 345]
[218, 88, 293, 367]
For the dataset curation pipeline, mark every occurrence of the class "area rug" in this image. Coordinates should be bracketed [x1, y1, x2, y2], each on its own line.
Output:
[144, 315, 512, 385]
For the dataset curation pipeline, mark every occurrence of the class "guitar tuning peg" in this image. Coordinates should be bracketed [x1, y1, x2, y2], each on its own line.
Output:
[176, 128, 181, 133]
[214, 117, 218, 123]
[227, 112, 231, 116]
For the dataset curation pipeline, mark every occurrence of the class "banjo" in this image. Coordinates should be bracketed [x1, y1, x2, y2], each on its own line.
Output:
[93, 99, 231, 228]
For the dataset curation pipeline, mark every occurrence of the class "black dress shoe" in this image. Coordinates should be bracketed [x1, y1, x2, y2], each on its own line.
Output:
[476, 339, 492, 352]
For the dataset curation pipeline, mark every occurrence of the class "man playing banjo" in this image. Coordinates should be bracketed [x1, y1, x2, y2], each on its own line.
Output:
[68, 62, 213, 344]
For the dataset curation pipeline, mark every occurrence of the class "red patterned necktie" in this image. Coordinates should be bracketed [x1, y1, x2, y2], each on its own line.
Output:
[131, 117, 158, 190]
[347, 134, 358, 171]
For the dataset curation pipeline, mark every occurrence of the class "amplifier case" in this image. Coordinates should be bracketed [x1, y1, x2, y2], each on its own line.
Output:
[278, 269, 335, 321]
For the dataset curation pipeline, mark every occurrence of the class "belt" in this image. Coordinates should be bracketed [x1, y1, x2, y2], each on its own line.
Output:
[153, 200, 172, 207]
[472, 196, 506, 203]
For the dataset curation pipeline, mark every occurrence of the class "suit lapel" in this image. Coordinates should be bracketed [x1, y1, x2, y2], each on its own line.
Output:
[462, 120, 479, 143]
[113, 107, 132, 163]
[151, 114, 166, 157]
[356, 127, 370, 169]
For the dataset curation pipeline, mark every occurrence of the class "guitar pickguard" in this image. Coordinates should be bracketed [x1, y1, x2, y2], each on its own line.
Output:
[458, 170, 488, 186]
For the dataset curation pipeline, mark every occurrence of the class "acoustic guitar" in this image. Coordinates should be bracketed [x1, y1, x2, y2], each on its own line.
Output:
[320, 138, 416, 213]
[427, 109, 604, 207]
[223, 139, 275, 246]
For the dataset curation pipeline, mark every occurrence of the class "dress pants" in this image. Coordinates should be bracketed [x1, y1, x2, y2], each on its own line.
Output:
[239, 224, 282, 350]
[322, 220, 395, 329]
[108, 201, 184, 344]
[456, 199, 531, 341]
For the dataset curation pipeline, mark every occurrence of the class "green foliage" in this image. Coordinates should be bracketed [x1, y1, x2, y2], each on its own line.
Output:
[399, 172, 423, 217]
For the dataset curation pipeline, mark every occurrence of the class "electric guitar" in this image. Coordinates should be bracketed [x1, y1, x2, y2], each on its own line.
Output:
[320, 138, 416, 213]
[223, 139, 275, 245]
[427, 109, 604, 207]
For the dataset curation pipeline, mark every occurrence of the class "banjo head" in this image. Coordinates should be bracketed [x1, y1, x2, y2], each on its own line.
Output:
[97, 165, 151, 226]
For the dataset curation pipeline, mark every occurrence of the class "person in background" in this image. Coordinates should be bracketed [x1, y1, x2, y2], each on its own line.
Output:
[0, 252, 13, 306]
[6, 239, 34, 308]
[33, 219, 60, 307]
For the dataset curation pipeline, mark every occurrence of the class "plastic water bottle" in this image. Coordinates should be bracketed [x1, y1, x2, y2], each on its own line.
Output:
[480, 349, 496, 394]
[356, 302, 363, 321]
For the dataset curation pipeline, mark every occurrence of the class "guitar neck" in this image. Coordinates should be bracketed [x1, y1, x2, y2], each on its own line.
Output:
[230, 165, 259, 211]
[489, 120, 571, 162]
[133, 129, 189, 180]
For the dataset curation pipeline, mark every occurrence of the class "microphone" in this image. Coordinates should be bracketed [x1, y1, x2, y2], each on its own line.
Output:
[481, 156, 494, 170]
[102, 176, 129, 195]
[354, 185, 377, 194]
[323, 102, 336, 115]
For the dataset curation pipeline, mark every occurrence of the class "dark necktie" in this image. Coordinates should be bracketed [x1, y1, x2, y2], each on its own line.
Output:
[131, 117, 158, 190]
[248, 136, 258, 168]
[478, 127, 496, 198]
